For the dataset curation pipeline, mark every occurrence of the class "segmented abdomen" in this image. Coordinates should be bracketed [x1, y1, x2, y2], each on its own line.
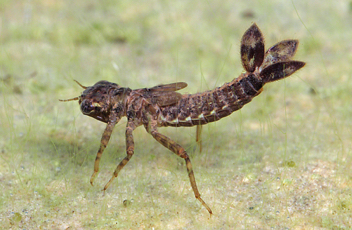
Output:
[158, 73, 263, 127]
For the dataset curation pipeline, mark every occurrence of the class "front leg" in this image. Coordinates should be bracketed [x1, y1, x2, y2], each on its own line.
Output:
[90, 118, 119, 185]
[103, 120, 136, 191]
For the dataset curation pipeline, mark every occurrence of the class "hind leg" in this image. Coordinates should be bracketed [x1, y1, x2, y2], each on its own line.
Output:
[145, 123, 212, 215]
[196, 125, 203, 153]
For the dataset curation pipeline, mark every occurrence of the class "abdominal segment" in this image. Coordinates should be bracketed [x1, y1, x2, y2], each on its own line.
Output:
[159, 75, 263, 127]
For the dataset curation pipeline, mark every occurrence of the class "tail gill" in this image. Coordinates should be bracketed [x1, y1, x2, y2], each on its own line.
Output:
[241, 23, 305, 84]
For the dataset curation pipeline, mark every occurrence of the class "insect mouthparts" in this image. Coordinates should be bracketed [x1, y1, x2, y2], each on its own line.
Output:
[80, 99, 94, 114]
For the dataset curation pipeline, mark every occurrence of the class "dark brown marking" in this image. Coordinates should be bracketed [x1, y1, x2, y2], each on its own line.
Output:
[262, 40, 299, 69]
[241, 23, 265, 72]
[260, 61, 306, 83]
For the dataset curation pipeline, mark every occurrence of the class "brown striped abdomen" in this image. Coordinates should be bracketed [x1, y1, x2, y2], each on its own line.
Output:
[158, 73, 264, 127]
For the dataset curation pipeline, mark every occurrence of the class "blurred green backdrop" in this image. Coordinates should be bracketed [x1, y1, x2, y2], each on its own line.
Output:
[1, 0, 352, 229]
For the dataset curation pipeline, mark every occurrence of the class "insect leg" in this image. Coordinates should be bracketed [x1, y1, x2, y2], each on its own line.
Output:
[147, 125, 212, 215]
[196, 124, 203, 153]
[90, 119, 118, 186]
[103, 121, 136, 191]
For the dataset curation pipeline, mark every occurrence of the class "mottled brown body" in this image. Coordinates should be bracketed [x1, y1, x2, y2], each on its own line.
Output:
[60, 23, 305, 215]
[158, 73, 261, 127]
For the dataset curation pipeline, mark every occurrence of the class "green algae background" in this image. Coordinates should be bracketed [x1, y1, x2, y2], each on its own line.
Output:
[1, 0, 352, 229]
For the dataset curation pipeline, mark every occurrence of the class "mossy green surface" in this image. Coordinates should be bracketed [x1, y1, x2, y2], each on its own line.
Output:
[1, 0, 352, 229]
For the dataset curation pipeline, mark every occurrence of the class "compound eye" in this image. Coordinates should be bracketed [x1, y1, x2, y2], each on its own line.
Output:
[80, 100, 94, 114]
